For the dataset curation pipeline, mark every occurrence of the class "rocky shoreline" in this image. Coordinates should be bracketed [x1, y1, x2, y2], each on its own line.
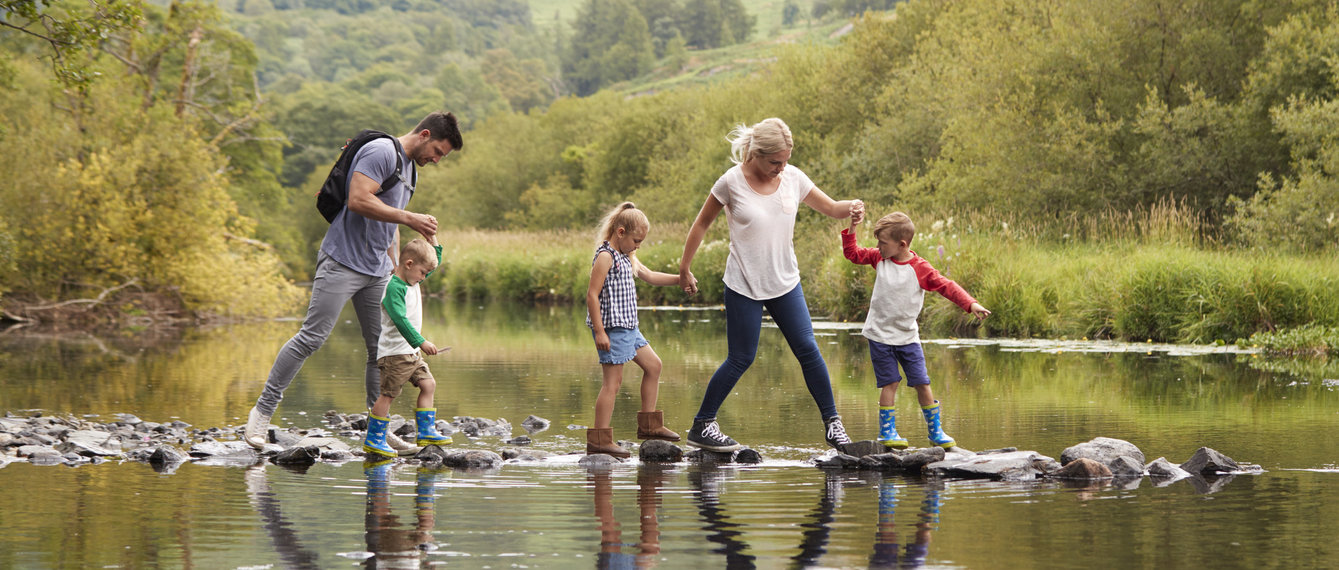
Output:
[1, 411, 1261, 492]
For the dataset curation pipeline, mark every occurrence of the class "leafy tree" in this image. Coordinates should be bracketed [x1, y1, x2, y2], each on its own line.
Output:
[564, 0, 654, 96]
[0, 57, 302, 315]
[680, 0, 754, 49]
[0, 0, 142, 88]
[481, 48, 554, 113]
[631, 0, 683, 57]
[1228, 5, 1339, 251]
[783, 0, 801, 26]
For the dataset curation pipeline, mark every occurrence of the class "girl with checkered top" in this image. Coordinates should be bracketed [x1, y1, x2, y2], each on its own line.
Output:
[584, 202, 683, 457]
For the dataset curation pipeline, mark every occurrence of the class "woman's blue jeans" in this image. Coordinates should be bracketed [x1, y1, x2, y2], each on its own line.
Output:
[694, 283, 838, 421]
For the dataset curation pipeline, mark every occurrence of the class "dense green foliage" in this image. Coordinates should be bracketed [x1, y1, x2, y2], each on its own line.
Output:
[1245, 324, 1339, 356]
[4, 0, 1339, 336]
[1, 0, 304, 316]
[429, 201, 1339, 344]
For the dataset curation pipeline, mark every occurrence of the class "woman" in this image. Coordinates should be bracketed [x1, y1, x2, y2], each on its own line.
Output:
[678, 117, 864, 451]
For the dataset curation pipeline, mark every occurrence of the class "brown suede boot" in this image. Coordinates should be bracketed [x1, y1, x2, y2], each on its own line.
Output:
[636, 411, 681, 442]
[586, 428, 630, 458]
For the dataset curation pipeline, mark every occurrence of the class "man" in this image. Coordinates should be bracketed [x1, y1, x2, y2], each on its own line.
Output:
[244, 111, 463, 453]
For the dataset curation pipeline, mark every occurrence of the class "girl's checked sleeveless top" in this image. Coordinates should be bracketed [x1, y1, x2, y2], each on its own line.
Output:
[586, 242, 639, 330]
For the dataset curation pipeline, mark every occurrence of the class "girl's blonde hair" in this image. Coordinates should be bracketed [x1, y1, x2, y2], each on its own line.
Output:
[727, 117, 794, 165]
[594, 201, 651, 272]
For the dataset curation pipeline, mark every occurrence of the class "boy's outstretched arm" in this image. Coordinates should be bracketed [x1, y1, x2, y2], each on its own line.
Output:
[969, 302, 991, 320]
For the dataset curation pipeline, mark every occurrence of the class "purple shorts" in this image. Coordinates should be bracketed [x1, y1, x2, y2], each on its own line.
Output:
[869, 341, 931, 388]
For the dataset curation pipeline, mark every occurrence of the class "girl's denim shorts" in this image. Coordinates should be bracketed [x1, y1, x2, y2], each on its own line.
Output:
[593, 326, 649, 365]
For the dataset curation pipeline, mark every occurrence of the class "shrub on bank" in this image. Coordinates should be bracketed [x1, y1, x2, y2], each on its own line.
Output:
[429, 219, 1339, 343]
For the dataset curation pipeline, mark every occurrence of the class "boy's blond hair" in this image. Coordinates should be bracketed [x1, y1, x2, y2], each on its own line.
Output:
[873, 212, 915, 244]
[400, 238, 437, 270]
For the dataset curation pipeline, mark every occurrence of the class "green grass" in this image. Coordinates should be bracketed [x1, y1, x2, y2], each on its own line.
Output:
[429, 203, 1339, 344]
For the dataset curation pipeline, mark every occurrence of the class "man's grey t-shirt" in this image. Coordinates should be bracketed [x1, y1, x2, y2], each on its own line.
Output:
[320, 138, 416, 277]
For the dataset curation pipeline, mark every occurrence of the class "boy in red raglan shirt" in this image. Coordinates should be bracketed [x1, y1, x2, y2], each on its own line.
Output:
[841, 211, 990, 449]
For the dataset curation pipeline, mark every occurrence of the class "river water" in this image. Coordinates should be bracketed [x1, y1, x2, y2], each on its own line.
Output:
[1, 300, 1336, 568]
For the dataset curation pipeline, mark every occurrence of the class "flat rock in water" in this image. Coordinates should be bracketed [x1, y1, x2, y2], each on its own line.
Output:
[842, 440, 888, 458]
[1061, 437, 1145, 468]
[56, 439, 121, 458]
[1180, 447, 1241, 475]
[639, 440, 683, 463]
[148, 445, 188, 467]
[686, 447, 762, 465]
[65, 430, 120, 450]
[579, 453, 623, 467]
[272, 445, 320, 465]
[1146, 457, 1192, 481]
[1109, 455, 1146, 478]
[1049, 457, 1113, 480]
[418, 447, 503, 470]
[925, 450, 1061, 481]
[520, 415, 550, 434]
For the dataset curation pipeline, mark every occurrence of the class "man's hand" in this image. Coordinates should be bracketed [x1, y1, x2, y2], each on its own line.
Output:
[407, 212, 438, 239]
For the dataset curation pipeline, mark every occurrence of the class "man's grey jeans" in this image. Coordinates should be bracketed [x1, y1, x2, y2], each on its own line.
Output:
[255, 251, 389, 416]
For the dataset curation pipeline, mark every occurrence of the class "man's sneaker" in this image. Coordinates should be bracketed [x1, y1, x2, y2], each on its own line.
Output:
[386, 430, 421, 456]
[824, 416, 852, 450]
[686, 418, 743, 452]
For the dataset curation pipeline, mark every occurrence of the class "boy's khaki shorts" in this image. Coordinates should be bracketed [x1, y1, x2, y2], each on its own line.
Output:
[376, 353, 433, 399]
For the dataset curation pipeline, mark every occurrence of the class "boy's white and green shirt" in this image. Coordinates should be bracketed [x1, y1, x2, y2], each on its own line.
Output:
[377, 245, 442, 358]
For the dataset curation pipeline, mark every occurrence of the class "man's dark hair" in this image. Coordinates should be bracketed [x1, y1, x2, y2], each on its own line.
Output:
[414, 111, 463, 150]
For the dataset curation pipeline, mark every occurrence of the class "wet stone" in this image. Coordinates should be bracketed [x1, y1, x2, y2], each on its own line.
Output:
[841, 440, 887, 458]
[1180, 447, 1240, 475]
[1146, 457, 1192, 481]
[1109, 455, 1146, 478]
[28, 453, 64, 466]
[639, 440, 683, 463]
[505, 435, 532, 446]
[273, 445, 320, 465]
[1061, 437, 1146, 468]
[149, 445, 188, 467]
[115, 413, 143, 425]
[1050, 458, 1113, 480]
[925, 450, 1062, 481]
[520, 415, 551, 434]
[451, 417, 513, 438]
[687, 447, 762, 465]
[579, 453, 623, 467]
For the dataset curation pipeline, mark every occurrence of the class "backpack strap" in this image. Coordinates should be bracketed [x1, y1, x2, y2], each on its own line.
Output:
[381, 136, 415, 194]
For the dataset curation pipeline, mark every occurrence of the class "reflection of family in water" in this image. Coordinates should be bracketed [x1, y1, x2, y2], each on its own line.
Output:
[590, 465, 671, 568]
[362, 459, 441, 568]
[686, 468, 943, 569]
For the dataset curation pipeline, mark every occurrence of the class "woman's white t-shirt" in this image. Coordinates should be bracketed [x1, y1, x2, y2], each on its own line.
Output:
[710, 164, 816, 300]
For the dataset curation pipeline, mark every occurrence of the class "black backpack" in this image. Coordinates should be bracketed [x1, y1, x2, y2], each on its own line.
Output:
[315, 130, 416, 223]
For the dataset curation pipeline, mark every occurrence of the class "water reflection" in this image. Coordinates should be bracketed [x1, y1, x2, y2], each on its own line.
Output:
[245, 465, 322, 570]
[870, 478, 941, 569]
[689, 467, 756, 569]
[362, 460, 441, 568]
[589, 465, 670, 568]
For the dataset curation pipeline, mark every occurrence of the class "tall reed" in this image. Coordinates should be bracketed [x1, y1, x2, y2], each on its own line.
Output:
[430, 201, 1339, 343]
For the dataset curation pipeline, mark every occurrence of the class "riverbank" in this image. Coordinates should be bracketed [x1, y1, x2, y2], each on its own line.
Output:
[428, 221, 1339, 345]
